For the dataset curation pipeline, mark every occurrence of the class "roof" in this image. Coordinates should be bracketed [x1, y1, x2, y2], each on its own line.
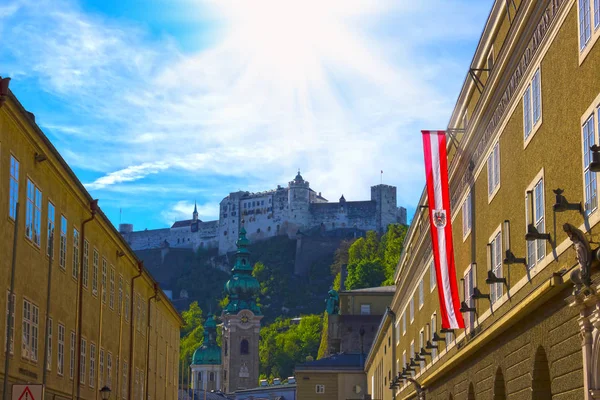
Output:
[235, 384, 297, 394]
[341, 285, 396, 294]
[172, 219, 194, 228]
[295, 353, 365, 371]
[190, 390, 233, 400]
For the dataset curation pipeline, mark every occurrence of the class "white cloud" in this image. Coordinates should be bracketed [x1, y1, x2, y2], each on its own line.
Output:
[0, 0, 491, 224]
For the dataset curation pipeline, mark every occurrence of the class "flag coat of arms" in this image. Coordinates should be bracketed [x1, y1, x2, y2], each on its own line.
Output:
[422, 130, 465, 329]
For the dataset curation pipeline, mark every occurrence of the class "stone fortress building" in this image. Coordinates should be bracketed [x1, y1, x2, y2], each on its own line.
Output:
[120, 171, 407, 255]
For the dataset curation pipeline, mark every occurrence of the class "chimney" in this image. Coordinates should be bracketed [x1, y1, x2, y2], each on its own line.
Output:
[340, 264, 348, 291]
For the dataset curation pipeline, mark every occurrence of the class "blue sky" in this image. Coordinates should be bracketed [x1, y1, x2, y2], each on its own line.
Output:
[0, 0, 492, 230]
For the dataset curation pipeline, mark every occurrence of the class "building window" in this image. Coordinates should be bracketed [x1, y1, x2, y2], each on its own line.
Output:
[110, 268, 115, 310]
[445, 330, 454, 348]
[80, 338, 87, 384]
[462, 191, 472, 239]
[107, 353, 113, 387]
[47, 317, 53, 371]
[487, 142, 500, 197]
[580, 0, 592, 50]
[22, 299, 39, 361]
[90, 343, 96, 387]
[9, 155, 19, 220]
[419, 330, 425, 369]
[72, 229, 80, 280]
[402, 312, 406, 335]
[464, 266, 475, 332]
[82, 240, 89, 288]
[418, 279, 424, 309]
[209, 372, 215, 382]
[360, 304, 371, 315]
[5, 291, 15, 354]
[583, 114, 597, 214]
[25, 179, 42, 246]
[524, 68, 542, 141]
[60, 216, 67, 269]
[409, 297, 415, 323]
[102, 260, 107, 304]
[527, 178, 546, 267]
[70, 331, 75, 379]
[490, 231, 503, 304]
[125, 286, 130, 321]
[316, 385, 325, 394]
[92, 250, 98, 294]
[118, 277, 123, 315]
[240, 339, 249, 355]
[47, 202, 55, 256]
[429, 260, 436, 292]
[99, 348, 105, 387]
[430, 313, 438, 359]
[122, 361, 128, 399]
[57, 323, 65, 375]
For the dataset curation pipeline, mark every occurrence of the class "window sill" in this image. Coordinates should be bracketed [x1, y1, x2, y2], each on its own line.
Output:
[523, 118, 543, 150]
[579, 28, 600, 66]
[487, 184, 501, 204]
[462, 230, 471, 243]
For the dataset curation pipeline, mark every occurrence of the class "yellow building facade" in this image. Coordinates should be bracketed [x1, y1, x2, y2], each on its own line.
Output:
[0, 87, 183, 399]
[366, 0, 600, 399]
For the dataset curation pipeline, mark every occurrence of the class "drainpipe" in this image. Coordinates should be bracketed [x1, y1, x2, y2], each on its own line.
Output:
[42, 228, 55, 386]
[145, 284, 159, 398]
[75, 199, 98, 399]
[388, 307, 397, 400]
[128, 261, 143, 398]
[2, 203, 19, 400]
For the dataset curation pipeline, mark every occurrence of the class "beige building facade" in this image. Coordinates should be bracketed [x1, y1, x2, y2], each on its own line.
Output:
[366, 0, 600, 399]
[0, 84, 183, 399]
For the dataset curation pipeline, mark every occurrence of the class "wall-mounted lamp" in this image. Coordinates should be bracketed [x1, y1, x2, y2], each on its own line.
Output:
[440, 328, 454, 334]
[418, 205, 428, 209]
[34, 152, 47, 163]
[431, 332, 445, 342]
[503, 220, 526, 266]
[486, 270, 507, 285]
[472, 287, 490, 300]
[414, 354, 426, 362]
[590, 145, 600, 172]
[460, 301, 476, 313]
[553, 188, 582, 213]
[405, 363, 415, 373]
[116, 250, 125, 258]
[419, 348, 431, 357]
[409, 358, 420, 368]
[426, 340, 438, 349]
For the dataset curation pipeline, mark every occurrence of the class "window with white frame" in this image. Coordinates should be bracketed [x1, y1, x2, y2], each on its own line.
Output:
[409, 297, 415, 323]
[396, 321, 400, 344]
[445, 330, 454, 347]
[583, 113, 597, 214]
[110, 268, 115, 310]
[430, 313, 438, 359]
[58, 324, 65, 375]
[402, 351, 407, 372]
[429, 260, 436, 292]
[487, 142, 500, 196]
[410, 341, 415, 370]
[118, 276, 123, 315]
[418, 279, 424, 309]
[5, 292, 15, 354]
[72, 229, 80, 280]
[402, 312, 406, 335]
[137, 294, 142, 330]
[360, 304, 371, 315]
[99, 348, 105, 387]
[22, 299, 39, 361]
[315, 385, 325, 394]
[70, 331, 75, 379]
[464, 266, 475, 332]
[80, 338, 87, 384]
[107, 352, 113, 387]
[47, 202, 55, 256]
[125, 286, 130, 321]
[90, 342, 96, 387]
[419, 330, 425, 369]
[9, 155, 19, 220]
[490, 231, 503, 304]
[524, 68, 542, 141]
[25, 179, 42, 246]
[47, 317, 53, 371]
[92, 250, 99, 294]
[526, 178, 546, 267]
[579, 0, 593, 50]
[101, 260, 107, 303]
[122, 361, 128, 399]
[59, 216, 67, 269]
[462, 191, 472, 238]
[83, 240, 89, 288]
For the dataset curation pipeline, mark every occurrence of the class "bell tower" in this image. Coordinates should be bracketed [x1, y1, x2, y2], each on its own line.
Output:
[221, 224, 262, 392]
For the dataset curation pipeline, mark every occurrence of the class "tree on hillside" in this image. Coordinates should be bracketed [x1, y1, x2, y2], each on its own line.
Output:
[381, 224, 408, 285]
[180, 301, 204, 363]
[329, 239, 354, 276]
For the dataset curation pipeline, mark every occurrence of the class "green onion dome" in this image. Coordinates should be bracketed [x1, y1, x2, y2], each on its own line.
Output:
[191, 315, 221, 365]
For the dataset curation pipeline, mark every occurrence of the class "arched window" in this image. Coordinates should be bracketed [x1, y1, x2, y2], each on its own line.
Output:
[532, 346, 552, 399]
[198, 371, 203, 381]
[209, 372, 215, 382]
[240, 339, 249, 355]
[493, 367, 506, 400]
[468, 383, 475, 400]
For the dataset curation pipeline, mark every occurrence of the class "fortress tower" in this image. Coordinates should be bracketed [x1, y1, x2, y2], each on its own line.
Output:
[371, 184, 398, 233]
[221, 226, 262, 392]
[288, 170, 311, 226]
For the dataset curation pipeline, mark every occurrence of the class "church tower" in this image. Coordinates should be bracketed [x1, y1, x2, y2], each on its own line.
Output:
[193, 201, 199, 222]
[221, 225, 262, 392]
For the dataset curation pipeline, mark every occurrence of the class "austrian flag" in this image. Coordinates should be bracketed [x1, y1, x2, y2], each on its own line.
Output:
[421, 131, 465, 330]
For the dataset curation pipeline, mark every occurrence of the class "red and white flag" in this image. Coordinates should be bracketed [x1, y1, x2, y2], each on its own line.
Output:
[421, 130, 465, 330]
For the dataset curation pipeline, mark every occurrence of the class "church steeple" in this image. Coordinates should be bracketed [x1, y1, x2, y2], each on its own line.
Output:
[193, 200, 198, 222]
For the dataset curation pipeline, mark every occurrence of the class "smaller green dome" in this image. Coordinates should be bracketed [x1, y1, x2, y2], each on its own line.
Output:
[191, 315, 221, 365]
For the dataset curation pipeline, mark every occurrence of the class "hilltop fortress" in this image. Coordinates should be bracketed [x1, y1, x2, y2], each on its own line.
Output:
[120, 171, 407, 255]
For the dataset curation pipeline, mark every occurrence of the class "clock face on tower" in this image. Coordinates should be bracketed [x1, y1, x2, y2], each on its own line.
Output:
[238, 310, 253, 327]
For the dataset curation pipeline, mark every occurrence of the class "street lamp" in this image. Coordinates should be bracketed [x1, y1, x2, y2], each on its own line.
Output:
[99, 386, 112, 400]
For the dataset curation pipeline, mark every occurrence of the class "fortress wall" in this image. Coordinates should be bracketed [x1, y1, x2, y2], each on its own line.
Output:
[308, 201, 379, 231]
[123, 228, 172, 250]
